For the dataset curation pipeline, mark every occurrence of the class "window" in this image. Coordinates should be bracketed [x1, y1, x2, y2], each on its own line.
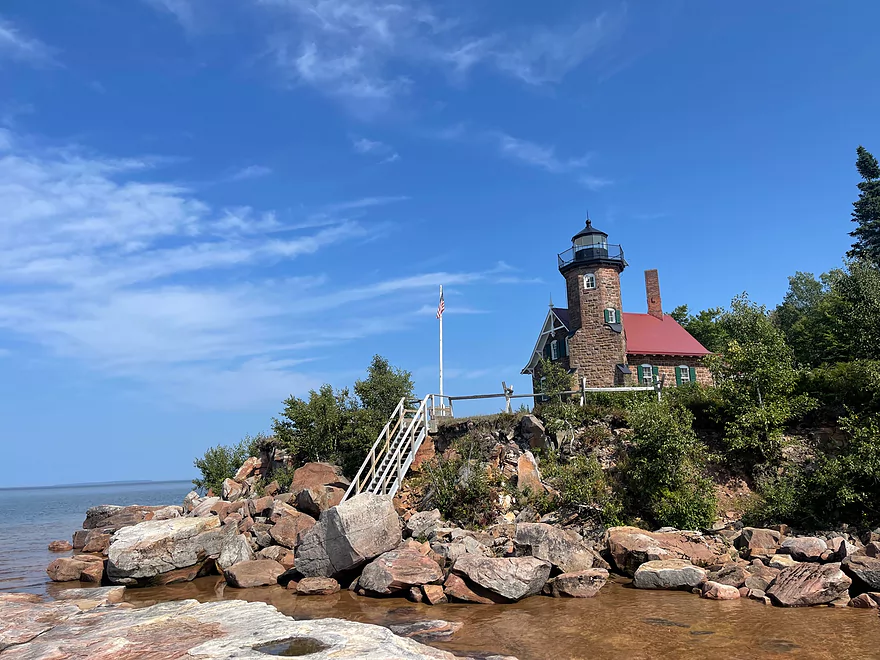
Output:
[604, 308, 618, 324]
[640, 364, 653, 384]
[583, 273, 596, 290]
[564, 336, 570, 358]
[678, 365, 691, 384]
[550, 340, 559, 360]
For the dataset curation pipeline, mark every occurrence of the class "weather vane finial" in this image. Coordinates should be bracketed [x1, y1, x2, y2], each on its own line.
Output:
[549, 293, 554, 308]
[585, 210, 591, 228]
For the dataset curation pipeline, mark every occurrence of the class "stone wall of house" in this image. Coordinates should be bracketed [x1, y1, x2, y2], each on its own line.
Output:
[564, 264, 627, 387]
[626, 354, 713, 387]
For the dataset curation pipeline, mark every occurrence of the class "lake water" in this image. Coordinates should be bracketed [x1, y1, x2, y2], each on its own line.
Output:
[3, 482, 879, 659]
[0, 480, 192, 594]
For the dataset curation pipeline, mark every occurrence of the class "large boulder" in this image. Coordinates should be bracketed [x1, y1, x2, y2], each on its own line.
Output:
[632, 559, 707, 590]
[295, 493, 401, 578]
[221, 478, 243, 502]
[701, 581, 741, 600]
[405, 510, 443, 539]
[106, 516, 225, 586]
[269, 510, 317, 549]
[82, 505, 168, 532]
[442, 573, 493, 604]
[234, 456, 262, 483]
[290, 462, 350, 493]
[217, 533, 255, 571]
[223, 559, 285, 588]
[547, 569, 608, 598]
[514, 523, 598, 574]
[767, 562, 852, 607]
[451, 556, 551, 601]
[520, 415, 548, 450]
[734, 527, 782, 559]
[780, 537, 827, 562]
[358, 548, 443, 595]
[295, 485, 346, 517]
[842, 554, 880, 591]
[606, 526, 729, 576]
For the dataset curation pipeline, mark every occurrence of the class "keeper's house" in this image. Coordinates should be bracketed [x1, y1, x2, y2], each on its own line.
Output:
[522, 218, 712, 391]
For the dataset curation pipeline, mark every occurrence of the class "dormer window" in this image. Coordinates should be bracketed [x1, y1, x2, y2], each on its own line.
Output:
[583, 273, 596, 290]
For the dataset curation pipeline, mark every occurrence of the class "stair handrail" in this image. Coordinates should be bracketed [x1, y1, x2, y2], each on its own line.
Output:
[369, 395, 430, 497]
[343, 396, 406, 501]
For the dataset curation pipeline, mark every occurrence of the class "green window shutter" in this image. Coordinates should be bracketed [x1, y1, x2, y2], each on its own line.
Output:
[603, 309, 611, 323]
[543, 343, 551, 359]
[689, 366, 697, 383]
[652, 366, 659, 384]
[617, 308, 623, 326]
[675, 366, 682, 386]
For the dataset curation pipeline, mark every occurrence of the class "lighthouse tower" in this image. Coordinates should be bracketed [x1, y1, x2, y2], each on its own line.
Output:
[557, 219, 628, 386]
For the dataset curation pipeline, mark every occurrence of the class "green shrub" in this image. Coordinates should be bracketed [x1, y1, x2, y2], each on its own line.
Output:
[417, 437, 497, 528]
[798, 360, 880, 420]
[665, 382, 726, 431]
[537, 451, 623, 525]
[192, 438, 253, 495]
[621, 399, 716, 530]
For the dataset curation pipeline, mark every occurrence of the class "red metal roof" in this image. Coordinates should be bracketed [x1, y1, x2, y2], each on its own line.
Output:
[622, 313, 711, 357]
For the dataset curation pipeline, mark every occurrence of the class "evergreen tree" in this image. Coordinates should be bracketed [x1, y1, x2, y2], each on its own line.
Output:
[848, 146, 880, 264]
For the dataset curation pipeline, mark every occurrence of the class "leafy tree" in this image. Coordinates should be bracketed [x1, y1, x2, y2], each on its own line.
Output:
[848, 146, 880, 264]
[707, 295, 814, 462]
[272, 355, 414, 477]
[192, 436, 261, 495]
[622, 399, 716, 529]
[535, 357, 573, 404]
[833, 259, 880, 360]
[670, 304, 729, 352]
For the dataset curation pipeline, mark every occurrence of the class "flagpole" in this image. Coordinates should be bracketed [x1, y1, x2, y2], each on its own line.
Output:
[439, 285, 444, 398]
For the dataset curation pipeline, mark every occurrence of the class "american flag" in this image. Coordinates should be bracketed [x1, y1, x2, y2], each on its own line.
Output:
[436, 288, 445, 319]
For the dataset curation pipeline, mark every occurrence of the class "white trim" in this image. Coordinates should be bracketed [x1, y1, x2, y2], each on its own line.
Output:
[679, 365, 691, 383]
[583, 273, 596, 290]
[605, 308, 618, 324]
[550, 340, 559, 360]
[640, 364, 653, 383]
[564, 336, 570, 358]
[523, 309, 570, 374]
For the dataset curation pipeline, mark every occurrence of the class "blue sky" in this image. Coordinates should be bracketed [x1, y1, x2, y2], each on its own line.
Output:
[1, 1, 878, 487]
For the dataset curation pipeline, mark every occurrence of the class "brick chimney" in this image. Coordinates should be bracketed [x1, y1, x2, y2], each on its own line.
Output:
[645, 269, 663, 319]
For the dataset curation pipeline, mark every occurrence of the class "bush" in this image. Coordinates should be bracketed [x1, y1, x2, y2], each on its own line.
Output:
[537, 451, 623, 525]
[192, 437, 259, 495]
[417, 437, 498, 528]
[665, 382, 726, 431]
[621, 399, 716, 530]
[798, 360, 880, 421]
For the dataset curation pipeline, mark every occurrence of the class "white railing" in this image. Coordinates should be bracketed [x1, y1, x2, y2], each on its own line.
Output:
[343, 394, 435, 501]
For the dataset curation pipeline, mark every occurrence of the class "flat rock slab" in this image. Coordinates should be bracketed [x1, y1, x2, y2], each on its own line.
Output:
[0, 599, 81, 652]
[0, 598, 460, 659]
[223, 559, 285, 588]
[50, 586, 126, 605]
[389, 620, 463, 642]
[297, 577, 341, 595]
[767, 562, 852, 607]
[82, 505, 169, 532]
[633, 559, 707, 590]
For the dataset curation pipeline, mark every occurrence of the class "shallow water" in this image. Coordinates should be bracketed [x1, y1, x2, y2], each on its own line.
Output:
[0, 481, 192, 593]
[119, 575, 880, 660]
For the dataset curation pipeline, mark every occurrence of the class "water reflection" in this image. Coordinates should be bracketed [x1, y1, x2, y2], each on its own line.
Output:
[123, 577, 880, 660]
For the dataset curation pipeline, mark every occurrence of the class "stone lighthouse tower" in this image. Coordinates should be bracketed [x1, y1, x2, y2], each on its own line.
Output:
[558, 218, 628, 386]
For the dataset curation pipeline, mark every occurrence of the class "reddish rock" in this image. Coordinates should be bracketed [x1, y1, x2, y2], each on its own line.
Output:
[71, 530, 89, 550]
[296, 577, 340, 595]
[270, 511, 317, 549]
[222, 478, 243, 502]
[82, 505, 167, 532]
[516, 451, 545, 494]
[257, 546, 296, 570]
[46, 555, 103, 583]
[743, 565, 780, 592]
[548, 569, 608, 598]
[48, 540, 72, 552]
[389, 620, 463, 642]
[358, 548, 443, 595]
[710, 563, 748, 588]
[735, 527, 782, 559]
[842, 554, 880, 590]
[443, 573, 493, 604]
[82, 531, 112, 554]
[422, 584, 448, 605]
[223, 559, 285, 588]
[865, 542, 880, 558]
[606, 526, 730, 576]
[290, 462, 350, 493]
[264, 480, 280, 496]
[295, 485, 345, 517]
[223, 512, 243, 528]
[234, 456, 262, 483]
[767, 562, 852, 607]
[248, 496, 275, 518]
[701, 581, 741, 600]
[780, 537, 827, 562]
[407, 586, 424, 602]
[269, 500, 300, 522]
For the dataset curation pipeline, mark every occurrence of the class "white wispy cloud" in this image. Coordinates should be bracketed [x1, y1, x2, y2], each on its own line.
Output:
[352, 136, 399, 162]
[0, 16, 55, 66]
[230, 164, 273, 181]
[247, 1, 621, 108]
[580, 174, 614, 191]
[494, 133, 591, 174]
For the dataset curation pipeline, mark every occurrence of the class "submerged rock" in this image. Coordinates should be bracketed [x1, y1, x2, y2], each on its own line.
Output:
[389, 620, 463, 642]
[47, 540, 72, 553]
[296, 577, 341, 595]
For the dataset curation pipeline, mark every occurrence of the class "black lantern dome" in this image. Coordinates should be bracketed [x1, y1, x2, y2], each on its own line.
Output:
[558, 218, 626, 274]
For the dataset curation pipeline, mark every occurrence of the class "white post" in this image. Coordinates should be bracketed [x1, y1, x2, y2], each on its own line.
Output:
[439, 285, 444, 399]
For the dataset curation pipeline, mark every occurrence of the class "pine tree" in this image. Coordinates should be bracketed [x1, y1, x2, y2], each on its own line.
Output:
[848, 146, 880, 263]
